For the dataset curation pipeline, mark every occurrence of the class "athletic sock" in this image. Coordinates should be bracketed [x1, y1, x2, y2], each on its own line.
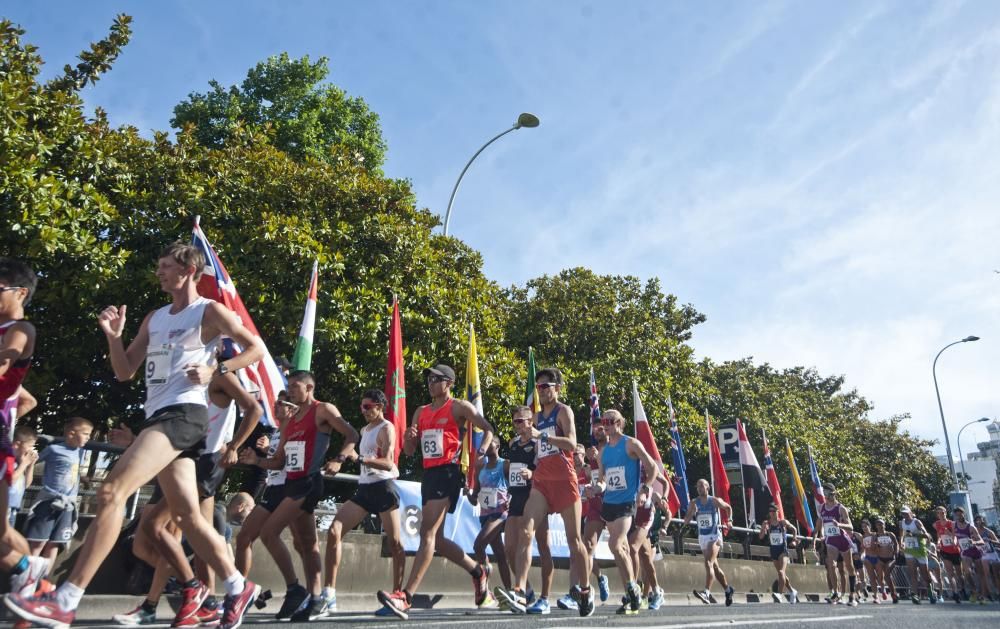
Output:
[402, 590, 413, 603]
[223, 573, 246, 597]
[141, 600, 158, 614]
[10, 555, 28, 575]
[322, 587, 335, 598]
[55, 582, 85, 612]
[469, 565, 483, 579]
[203, 595, 218, 609]
[849, 576, 857, 593]
[184, 578, 200, 590]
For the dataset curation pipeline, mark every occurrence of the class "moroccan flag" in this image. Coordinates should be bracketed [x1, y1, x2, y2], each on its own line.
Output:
[807, 445, 826, 515]
[667, 395, 690, 512]
[191, 216, 282, 428]
[785, 440, 814, 536]
[384, 297, 406, 464]
[706, 410, 731, 526]
[291, 260, 318, 372]
[589, 368, 601, 445]
[736, 419, 773, 526]
[633, 381, 679, 515]
[525, 346, 540, 412]
[461, 323, 485, 486]
[762, 430, 784, 521]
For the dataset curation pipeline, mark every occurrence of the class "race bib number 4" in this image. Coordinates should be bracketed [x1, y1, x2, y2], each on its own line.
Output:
[823, 523, 840, 538]
[285, 440, 305, 472]
[479, 487, 498, 509]
[421, 429, 444, 459]
[145, 344, 172, 386]
[697, 513, 713, 530]
[509, 463, 527, 487]
[770, 531, 785, 546]
[605, 466, 626, 492]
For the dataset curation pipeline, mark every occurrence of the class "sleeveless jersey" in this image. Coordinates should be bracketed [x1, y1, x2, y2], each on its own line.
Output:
[0, 321, 31, 457]
[934, 519, 959, 553]
[600, 436, 640, 505]
[820, 502, 848, 541]
[768, 520, 789, 552]
[284, 402, 330, 480]
[417, 398, 461, 469]
[533, 405, 574, 480]
[862, 533, 877, 556]
[875, 532, 894, 553]
[477, 457, 509, 515]
[695, 496, 720, 537]
[900, 518, 926, 554]
[954, 521, 977, 554]
[202, 399, 236, 455]
[144, 298, 218, 418]
[359, 419, 398, 484]
[507, 436, 536, 493]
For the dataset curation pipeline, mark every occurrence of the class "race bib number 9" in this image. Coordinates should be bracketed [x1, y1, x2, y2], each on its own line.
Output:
[509, 463, 527, 487]
[285, 440, 305, 472]
[146, 345, 172, 386]
[538, 427, 557, 457]
[903, 537, 919, 550]
[605, 466, 626, 492]
[770, 531, 785, 546]
[958, 538, 973, 551]
[479, 487, 498, 509]
[823, 523, 840, 538]
[421, 429, 444, 459]
[940, 534, 955, 547]
[697, 513, 713, 530]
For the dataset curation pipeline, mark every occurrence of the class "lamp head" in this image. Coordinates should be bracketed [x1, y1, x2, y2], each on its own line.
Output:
[962, 335, 980, 342]
[514, 113, 540, 129]
[978, 417, 990, 423]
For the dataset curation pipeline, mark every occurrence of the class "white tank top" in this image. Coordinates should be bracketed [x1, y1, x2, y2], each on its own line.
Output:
[265, 431, 286, 487]
[144, 298, 218, 418]
[359, 419, 398, 484]
[202, 399, 236, 455]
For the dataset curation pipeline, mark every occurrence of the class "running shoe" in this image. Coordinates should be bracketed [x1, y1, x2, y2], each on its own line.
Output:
[825, 591, 840, 604]
[872, 596, 880, 605]
[647, 588, 663, 610]
[929, 592, 938, 605]
[10, 557, 51, 598]
[374, 605, 395, 617]
[911, 594, 921, 605]
[477, 593, 499, 609]
[847, 596, 858, 607]
[194, 604, 221, 627]
[772, 592, 783, 603]
[526, 597, 550, 614]
[291, 596, 328, 622]
[626, 581, 641, 613]
[320, 589, 337, 614]
[175, 582, 210, 624]
[597, 574, 610, 602]
[275, 583, 309, 620]
[493, 588, 526, 614]
[472, 563, 492, 606]
[525, 585, 536, 605]
[578, 586, 595, 617]
[788, 589, 799, 604]
[556, 592, 578, 610]
[377, 590, 411, 620]
[724, 585, 735, 607]
[953, 591, 962, 604]
[219, 581, 260, 629]
[693, 589, 712, 604]
[881, 589, 888, 601]
[4, 591, 75, 629]
[113, 604, 158, 626]
[615, 596, 635, 615]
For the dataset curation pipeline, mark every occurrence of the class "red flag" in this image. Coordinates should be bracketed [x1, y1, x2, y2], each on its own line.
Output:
[706, 411, 731, 526]
[384, 298, 406, 464]
[632, 382, 679, 515]
[762, 430, 785, 521]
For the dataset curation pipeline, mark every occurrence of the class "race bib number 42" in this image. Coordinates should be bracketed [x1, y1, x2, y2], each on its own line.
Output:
[421, 429, 444, 459]
[285, 440, 305, 472]
[605, 466, 626, 491]
[145, 344, 172, 386]
[509, 463, 527, 487]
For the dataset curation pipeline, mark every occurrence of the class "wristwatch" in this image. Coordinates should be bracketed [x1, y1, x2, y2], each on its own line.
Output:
[332, 454, 346, 464]
[540, 432, 549, 444]
[216, 361, 229, 376]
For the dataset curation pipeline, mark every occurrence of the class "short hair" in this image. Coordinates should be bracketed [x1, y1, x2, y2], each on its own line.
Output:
[510, 405, 532, 418]
[159, 242, 206, 280]
[287, 370, 315, 385]
[362, 389, 388, 406]
[65, 416, 94, 431]
[535, 368, 563, 385]
[13, 425, 37, 441]
[603, 409, 626, 424]
[0, 258, 38, 305]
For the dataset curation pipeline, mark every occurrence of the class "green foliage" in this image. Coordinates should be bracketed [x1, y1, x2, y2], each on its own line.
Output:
[171, 53, 387, 173]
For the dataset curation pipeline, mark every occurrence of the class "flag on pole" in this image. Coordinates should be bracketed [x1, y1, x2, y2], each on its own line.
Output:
[785, 440, 814, 536]
[191, 216, 282, 428]
[633, 381, 679, 515]
[384, 297, 406, 464]
[807, 445, 826, 515]
[762, 430, 784, 521]
[461, 324, 485, 487]
[736, 419, 773, 526]
[706, 410, 731, 526]
[667, 395, 690, 512]
[525, 347, 540, 413]
[291, 260, 318, 372]
[589, 368, 601, 446]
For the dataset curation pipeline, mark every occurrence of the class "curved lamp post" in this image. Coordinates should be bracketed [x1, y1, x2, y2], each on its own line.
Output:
[957, 417, 991, 486]
[442, 113, 540, 237]
[933, 335, 980, 490]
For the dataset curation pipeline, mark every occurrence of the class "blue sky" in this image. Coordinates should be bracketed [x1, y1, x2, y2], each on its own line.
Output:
[8, 1, 999, 454]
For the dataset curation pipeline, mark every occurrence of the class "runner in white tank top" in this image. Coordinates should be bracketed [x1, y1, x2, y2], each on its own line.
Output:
[8, 243, 267, 629]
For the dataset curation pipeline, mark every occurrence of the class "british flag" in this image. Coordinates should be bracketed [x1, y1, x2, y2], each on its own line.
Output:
[191, 216, 283, 428]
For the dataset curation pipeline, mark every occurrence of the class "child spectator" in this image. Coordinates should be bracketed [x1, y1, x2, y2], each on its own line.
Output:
[24, 417, 94, 564]
[8, 424, 38, 526]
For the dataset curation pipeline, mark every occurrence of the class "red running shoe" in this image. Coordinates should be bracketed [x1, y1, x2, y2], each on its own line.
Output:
[176, 582, 210, 623]
[195, 604, 221, 627]
[220, 581, 260, 629]
[3, 591, 76, 629]
[377, 590, 411, 620]
[473, 563, 492, 606]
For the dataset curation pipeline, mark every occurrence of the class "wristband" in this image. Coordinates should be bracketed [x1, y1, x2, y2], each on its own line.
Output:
[540, 432, 549, 444]
[332, 454, 346, 464]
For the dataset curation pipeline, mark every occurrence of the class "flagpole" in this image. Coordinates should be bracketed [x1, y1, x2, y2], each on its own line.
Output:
[738, 419, 750, 528]
[706, 409, 714, 493]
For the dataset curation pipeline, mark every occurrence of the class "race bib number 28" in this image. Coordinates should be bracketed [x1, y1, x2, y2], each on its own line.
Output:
[697, 513, 713, 530]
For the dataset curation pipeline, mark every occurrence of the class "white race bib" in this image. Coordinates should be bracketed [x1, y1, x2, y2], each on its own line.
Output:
[863, 535, 876, 549]
[509, 463, 527, 487]
[145, 344, 173, 386]
[605, 466, 626, 492]
[537, 427, 557, 457]
[590, 469, 600, 485]
[903, 537, 919, 550]
[940, 534, 955, 547]
[478, 487, 498, 509]
[877, 535, 892, 546]
[421, 429, 444, 459]
[285, 440, 305, 472]
[770, 531, 785, 546]
[697, 513, 713, 530]
[823, 523, 840, 538]
[958, 538, 973, 551]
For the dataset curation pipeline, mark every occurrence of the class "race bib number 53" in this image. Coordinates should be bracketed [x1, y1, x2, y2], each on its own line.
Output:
[421, 429, 444, 459]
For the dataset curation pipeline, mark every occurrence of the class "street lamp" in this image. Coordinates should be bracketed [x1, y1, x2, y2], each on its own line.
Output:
[933, 335, 980, 490]
[957, 417, 991, 486]
[442, 113, 540, 237]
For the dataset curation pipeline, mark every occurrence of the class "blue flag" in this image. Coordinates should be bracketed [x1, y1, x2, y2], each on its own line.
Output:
[667, 396, 690, 511]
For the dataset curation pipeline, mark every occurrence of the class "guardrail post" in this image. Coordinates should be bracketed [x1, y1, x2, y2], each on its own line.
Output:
[673, 527, 684, 556]
[742, 534, 751, 560]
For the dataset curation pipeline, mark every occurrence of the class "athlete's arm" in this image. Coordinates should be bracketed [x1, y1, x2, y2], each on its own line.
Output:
[452, 398, 494, 455]
[13, 385, 36, 419]
[0, 320, 34, 378]
[715, 497, 733, 526]
[588, 449, 607, 499]
[359, 422, 397, 472]
[546, 404, 577, 452]
[321, 404, 359, 474]
[213, 372, 263, 466]
[202, 303, 265, 373]
[241, 431, 287, 470]
[627, 437, 658, 503]
[681, 501, 697, 528]
[97, 307, 150, 381]
[837, 505, 853, 533]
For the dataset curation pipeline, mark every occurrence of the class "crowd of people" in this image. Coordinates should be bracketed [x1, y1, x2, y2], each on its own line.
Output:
[1, 249, 999, 629]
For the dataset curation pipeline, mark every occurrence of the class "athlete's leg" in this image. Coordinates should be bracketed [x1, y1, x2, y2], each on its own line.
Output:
[258, 497, 306, 586]
[324, 501, 368, 591]
[536, 518, 554, 598]
[378, 508, 406, 593]
[582, 519, 604, 580]
[633, 531, 657, 594]
[473, 517, 505, 565]
[195, 495, 217, 592]
[485, 523, 511, 590]
[702, 541, 720, 591]
[291, 510, 321, 596]
[606, 516, 633, 587]
[0, 479, 31, 568]
[403, 497, 460, 594]
[557, 499, 588, 588]
[513, 490, 549, 591]
[234, 505, 270, 576]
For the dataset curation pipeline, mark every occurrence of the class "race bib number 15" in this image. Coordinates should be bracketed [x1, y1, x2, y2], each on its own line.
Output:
[285, 440, 305, 472]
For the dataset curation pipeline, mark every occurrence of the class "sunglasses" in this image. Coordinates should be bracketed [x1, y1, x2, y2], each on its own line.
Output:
[513, 418, 530, 425]
[360, 402, 379, 411]
[600, 418, 618, 426]
[535, 382, 558, 390]
[427, 375, 449, 384]
[0, 286, 24, 293]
